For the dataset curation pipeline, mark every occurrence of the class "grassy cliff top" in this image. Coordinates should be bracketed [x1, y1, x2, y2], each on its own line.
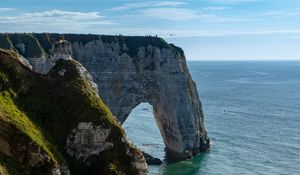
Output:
[0, 33, 184, 59]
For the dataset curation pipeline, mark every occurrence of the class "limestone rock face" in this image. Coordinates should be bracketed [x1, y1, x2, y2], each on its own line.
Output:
[51, 40, 73, 62]
[66, 122, 113, 162]
[27, 40, 73, 74]
[0, 33, 210, 160]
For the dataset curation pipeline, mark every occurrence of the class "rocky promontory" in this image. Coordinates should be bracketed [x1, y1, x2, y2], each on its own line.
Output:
[0, 33, 210, 161]
[0, 49, 147, 175]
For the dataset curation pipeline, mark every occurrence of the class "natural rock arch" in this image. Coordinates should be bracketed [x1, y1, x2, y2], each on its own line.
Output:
[71, 39, 210, 160]
[0, 33, 210, 160]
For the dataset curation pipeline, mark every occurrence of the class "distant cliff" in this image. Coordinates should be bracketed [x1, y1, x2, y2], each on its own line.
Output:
[0, 49, 147, 175]
[0, 33, 210, 160]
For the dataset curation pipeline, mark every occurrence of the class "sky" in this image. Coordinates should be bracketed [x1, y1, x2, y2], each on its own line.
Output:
[0, 0, 300, 60]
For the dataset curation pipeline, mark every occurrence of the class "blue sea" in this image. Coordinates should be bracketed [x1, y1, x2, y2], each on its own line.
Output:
[123, 61, 300, 175]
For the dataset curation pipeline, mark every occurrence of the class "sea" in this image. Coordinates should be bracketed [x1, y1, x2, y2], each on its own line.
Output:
[123, 61, 300, 175]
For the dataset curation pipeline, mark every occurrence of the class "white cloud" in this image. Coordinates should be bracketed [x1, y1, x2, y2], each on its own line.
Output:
[0, 9, 113, 31]
[209, 0, 259, 3]
[263, 8, 300, 18]
[111, 1, 186, 11]
[142, 8, 198, 21]
[0, 7, 16, 12]
[154, 2, 186, 7]
[111, 1, 249, 22]
[141, 7, 250, 22]
[21, 10, 108, 22]
[203, 6, 229, 11]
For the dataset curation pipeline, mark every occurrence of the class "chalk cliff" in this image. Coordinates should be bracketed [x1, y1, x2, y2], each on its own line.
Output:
[0, 33, 210, 160]
[0, 49, 147, 175]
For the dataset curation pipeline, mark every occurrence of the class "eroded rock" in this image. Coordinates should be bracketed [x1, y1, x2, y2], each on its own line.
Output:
[66, 122, 113, 162]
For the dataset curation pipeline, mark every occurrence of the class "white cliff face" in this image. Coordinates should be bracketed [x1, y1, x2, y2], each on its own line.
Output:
[66, 122, 113, 162]
[51, 40, 73, 62]
[1, 33, 210, 160]
[25, 40, 73, 74]
[72, 40, 210, 159]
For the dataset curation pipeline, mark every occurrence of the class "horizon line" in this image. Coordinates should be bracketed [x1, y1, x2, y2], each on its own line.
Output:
[187, 59, 300, 61]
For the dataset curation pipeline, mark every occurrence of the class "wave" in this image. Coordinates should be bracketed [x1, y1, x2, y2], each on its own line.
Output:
[252, 71, 269, 75]
[226, 78, 300, 85]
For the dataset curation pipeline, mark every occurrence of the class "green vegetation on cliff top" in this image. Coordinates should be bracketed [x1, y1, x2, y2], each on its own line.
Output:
[1, 33, 184, 60]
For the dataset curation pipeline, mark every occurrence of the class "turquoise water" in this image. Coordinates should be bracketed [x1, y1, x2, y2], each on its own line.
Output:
[123, 61, 300, 175]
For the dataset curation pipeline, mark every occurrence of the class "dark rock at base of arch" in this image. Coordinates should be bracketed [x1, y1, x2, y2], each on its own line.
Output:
[142, 152, 163, 165]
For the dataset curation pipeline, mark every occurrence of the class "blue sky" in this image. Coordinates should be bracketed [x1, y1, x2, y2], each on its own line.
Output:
[1, 0, 300, 60]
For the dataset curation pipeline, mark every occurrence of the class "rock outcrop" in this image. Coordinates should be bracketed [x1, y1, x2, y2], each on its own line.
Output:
[142, 152, 163, 165]
[0, 49, 147, 175]
[0, 33, 210, 160]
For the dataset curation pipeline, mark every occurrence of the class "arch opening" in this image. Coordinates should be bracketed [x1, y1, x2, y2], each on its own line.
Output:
[122, 102, 165, 161]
